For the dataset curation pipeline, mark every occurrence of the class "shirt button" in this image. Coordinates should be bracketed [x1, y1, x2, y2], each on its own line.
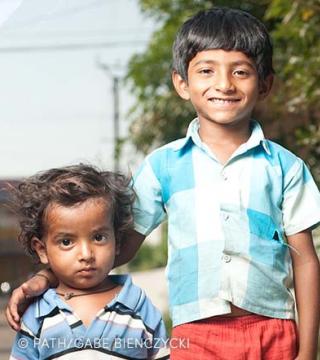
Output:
[223, 213, 229, 221]
[222, 254, 231, 263]
[221, 172, 228, 180]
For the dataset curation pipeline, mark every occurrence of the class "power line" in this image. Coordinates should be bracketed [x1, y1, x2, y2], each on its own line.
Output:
[0, 28, 154, 39]
[0, 39, 148, 53]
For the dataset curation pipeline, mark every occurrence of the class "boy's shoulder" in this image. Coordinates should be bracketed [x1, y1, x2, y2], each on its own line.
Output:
[265, 138, 297, 157]
[264, 138, 304, 172]
[134, 136, 190, 183]
[110, 274, 164, 330]
[146, 136, 189, 159]
[19, 288, 57, 337]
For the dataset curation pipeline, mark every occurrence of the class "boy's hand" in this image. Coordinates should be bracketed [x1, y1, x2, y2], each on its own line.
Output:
[6, 271, 53, 331]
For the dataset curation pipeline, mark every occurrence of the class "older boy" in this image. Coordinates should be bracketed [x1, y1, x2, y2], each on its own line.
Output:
[7, 7, 320, 360]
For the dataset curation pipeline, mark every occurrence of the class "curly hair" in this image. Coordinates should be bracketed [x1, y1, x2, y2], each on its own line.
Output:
[11, 164, 135, 262]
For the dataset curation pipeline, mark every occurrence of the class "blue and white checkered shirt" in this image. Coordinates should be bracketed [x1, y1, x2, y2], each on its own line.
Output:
[10, 275, 169, 360]
[133, 119, 320, 327]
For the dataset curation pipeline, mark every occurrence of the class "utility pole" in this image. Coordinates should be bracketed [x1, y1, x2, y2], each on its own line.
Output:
[112, 74, 120, 173]
[97, 61, 122, 172]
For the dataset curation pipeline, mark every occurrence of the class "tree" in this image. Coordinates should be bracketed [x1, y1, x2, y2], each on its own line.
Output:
[266, 0, 320, 181]
[126, 0, 320, 182]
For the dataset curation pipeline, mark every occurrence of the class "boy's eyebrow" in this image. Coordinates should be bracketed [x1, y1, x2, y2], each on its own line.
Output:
[53, 226, 112, 235]
[192, 59, 255, 69]
[92, 226, 112, 232]
[53, 232, 76, 238]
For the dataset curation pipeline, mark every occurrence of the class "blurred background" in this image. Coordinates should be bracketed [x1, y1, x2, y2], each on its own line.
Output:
[0, 0, 319, 357]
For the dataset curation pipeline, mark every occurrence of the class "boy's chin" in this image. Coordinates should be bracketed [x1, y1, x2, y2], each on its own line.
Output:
[200, 116, 251, 126]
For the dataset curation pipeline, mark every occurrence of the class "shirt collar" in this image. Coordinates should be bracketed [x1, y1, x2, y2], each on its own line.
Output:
[35, 274, 141, 319]
[35, 288, 72, 318]
[173, 118, 271, 156]
[246, 120, 271, 155]
[105, 274, 142, 311]
[172, 118, 199, 151]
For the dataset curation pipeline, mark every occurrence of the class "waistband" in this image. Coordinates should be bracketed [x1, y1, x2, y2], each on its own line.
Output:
[192, 314, 294, 328]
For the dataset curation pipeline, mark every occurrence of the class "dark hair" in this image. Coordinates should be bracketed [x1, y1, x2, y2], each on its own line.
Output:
[172, 7, 274, 81]
[11, 164, 135, 262]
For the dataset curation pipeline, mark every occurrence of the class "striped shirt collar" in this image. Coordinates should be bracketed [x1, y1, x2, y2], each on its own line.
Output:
[35, 274, 141, 318]
[173, 118, 271, 156]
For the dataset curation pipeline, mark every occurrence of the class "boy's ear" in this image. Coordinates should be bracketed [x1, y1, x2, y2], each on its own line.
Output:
[31, 237, 49, 265]
[172, 71, 190, 100]
[258, 74, 273, 100]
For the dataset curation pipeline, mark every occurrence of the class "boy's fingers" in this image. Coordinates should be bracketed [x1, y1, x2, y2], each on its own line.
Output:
[5, 305, 20, 331]
[8, 286, 27, 316]
[5, 275, 49, 331]
[10, 302, 20, 321]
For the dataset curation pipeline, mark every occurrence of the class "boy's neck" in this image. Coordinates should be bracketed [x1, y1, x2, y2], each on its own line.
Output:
[56, 276, 115, 296]
[198, 119, 251, 164]
[55, 276, 122, 328]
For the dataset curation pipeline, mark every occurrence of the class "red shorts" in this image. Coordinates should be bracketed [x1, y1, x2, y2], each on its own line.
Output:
[171, 314, 298, 360]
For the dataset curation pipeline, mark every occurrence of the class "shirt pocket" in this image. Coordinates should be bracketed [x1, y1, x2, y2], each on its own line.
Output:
[248, 215, 288, 267]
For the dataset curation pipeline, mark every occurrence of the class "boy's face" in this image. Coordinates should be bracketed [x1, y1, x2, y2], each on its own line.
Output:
[33, 197, 118, 291]
[173, 49, 272, 128]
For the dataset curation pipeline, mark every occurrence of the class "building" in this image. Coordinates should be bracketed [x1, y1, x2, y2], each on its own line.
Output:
[0, 180, 38, 294]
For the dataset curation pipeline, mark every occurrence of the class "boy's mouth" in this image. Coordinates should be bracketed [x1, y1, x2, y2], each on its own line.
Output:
[208, 97, 241, 104]
[78, 267, 96, 274]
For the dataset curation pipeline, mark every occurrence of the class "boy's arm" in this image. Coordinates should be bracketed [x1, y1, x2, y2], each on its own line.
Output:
[114, 229, 145, 267]
[6, 269, 57, 331]
[287, 230, 320, 360]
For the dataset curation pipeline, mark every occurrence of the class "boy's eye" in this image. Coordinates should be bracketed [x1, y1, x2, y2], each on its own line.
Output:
[94, 234, 108, 242]
[233, 69, 249, 77]
[199, 68, 214, 75]
[59, 239, 72, 247]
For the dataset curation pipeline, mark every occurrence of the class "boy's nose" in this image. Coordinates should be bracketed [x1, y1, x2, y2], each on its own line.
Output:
[214, 73, 235, 93]
[78, 241, 94, 262]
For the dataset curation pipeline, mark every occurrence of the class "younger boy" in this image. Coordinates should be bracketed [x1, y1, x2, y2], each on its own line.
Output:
[7, 7, 320, 360]
[10, 164, 169, 359]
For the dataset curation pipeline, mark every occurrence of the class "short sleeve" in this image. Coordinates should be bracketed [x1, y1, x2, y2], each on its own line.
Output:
[10, 324, 39, 359]
[282, 159, 320, 236]
[133, 157, 167, 236]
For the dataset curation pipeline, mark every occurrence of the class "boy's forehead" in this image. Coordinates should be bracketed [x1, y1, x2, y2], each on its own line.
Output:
[44, 197, 112, 221]
[189, 49, 256, 68]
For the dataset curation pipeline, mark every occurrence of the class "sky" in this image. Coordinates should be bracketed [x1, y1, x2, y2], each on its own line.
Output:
[0, 0, 156, 178]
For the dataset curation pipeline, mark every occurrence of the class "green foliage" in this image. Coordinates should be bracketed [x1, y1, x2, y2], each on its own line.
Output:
[162, 311, 172, 336]
[126, 0, 320, 183]
[296, 125, 320, 181]
[265, 0, 320, 183]
[128, 227, 168, 272]
[266, 0, 320, 114]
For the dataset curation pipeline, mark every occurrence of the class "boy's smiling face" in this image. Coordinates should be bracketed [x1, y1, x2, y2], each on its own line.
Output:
[173, 49, 272, 129]
[32, 197, 118, 293]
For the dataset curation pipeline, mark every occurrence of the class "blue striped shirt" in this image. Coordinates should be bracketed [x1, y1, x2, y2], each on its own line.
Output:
[133, 119, 320, 327]
[10, 275, 169, 360]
